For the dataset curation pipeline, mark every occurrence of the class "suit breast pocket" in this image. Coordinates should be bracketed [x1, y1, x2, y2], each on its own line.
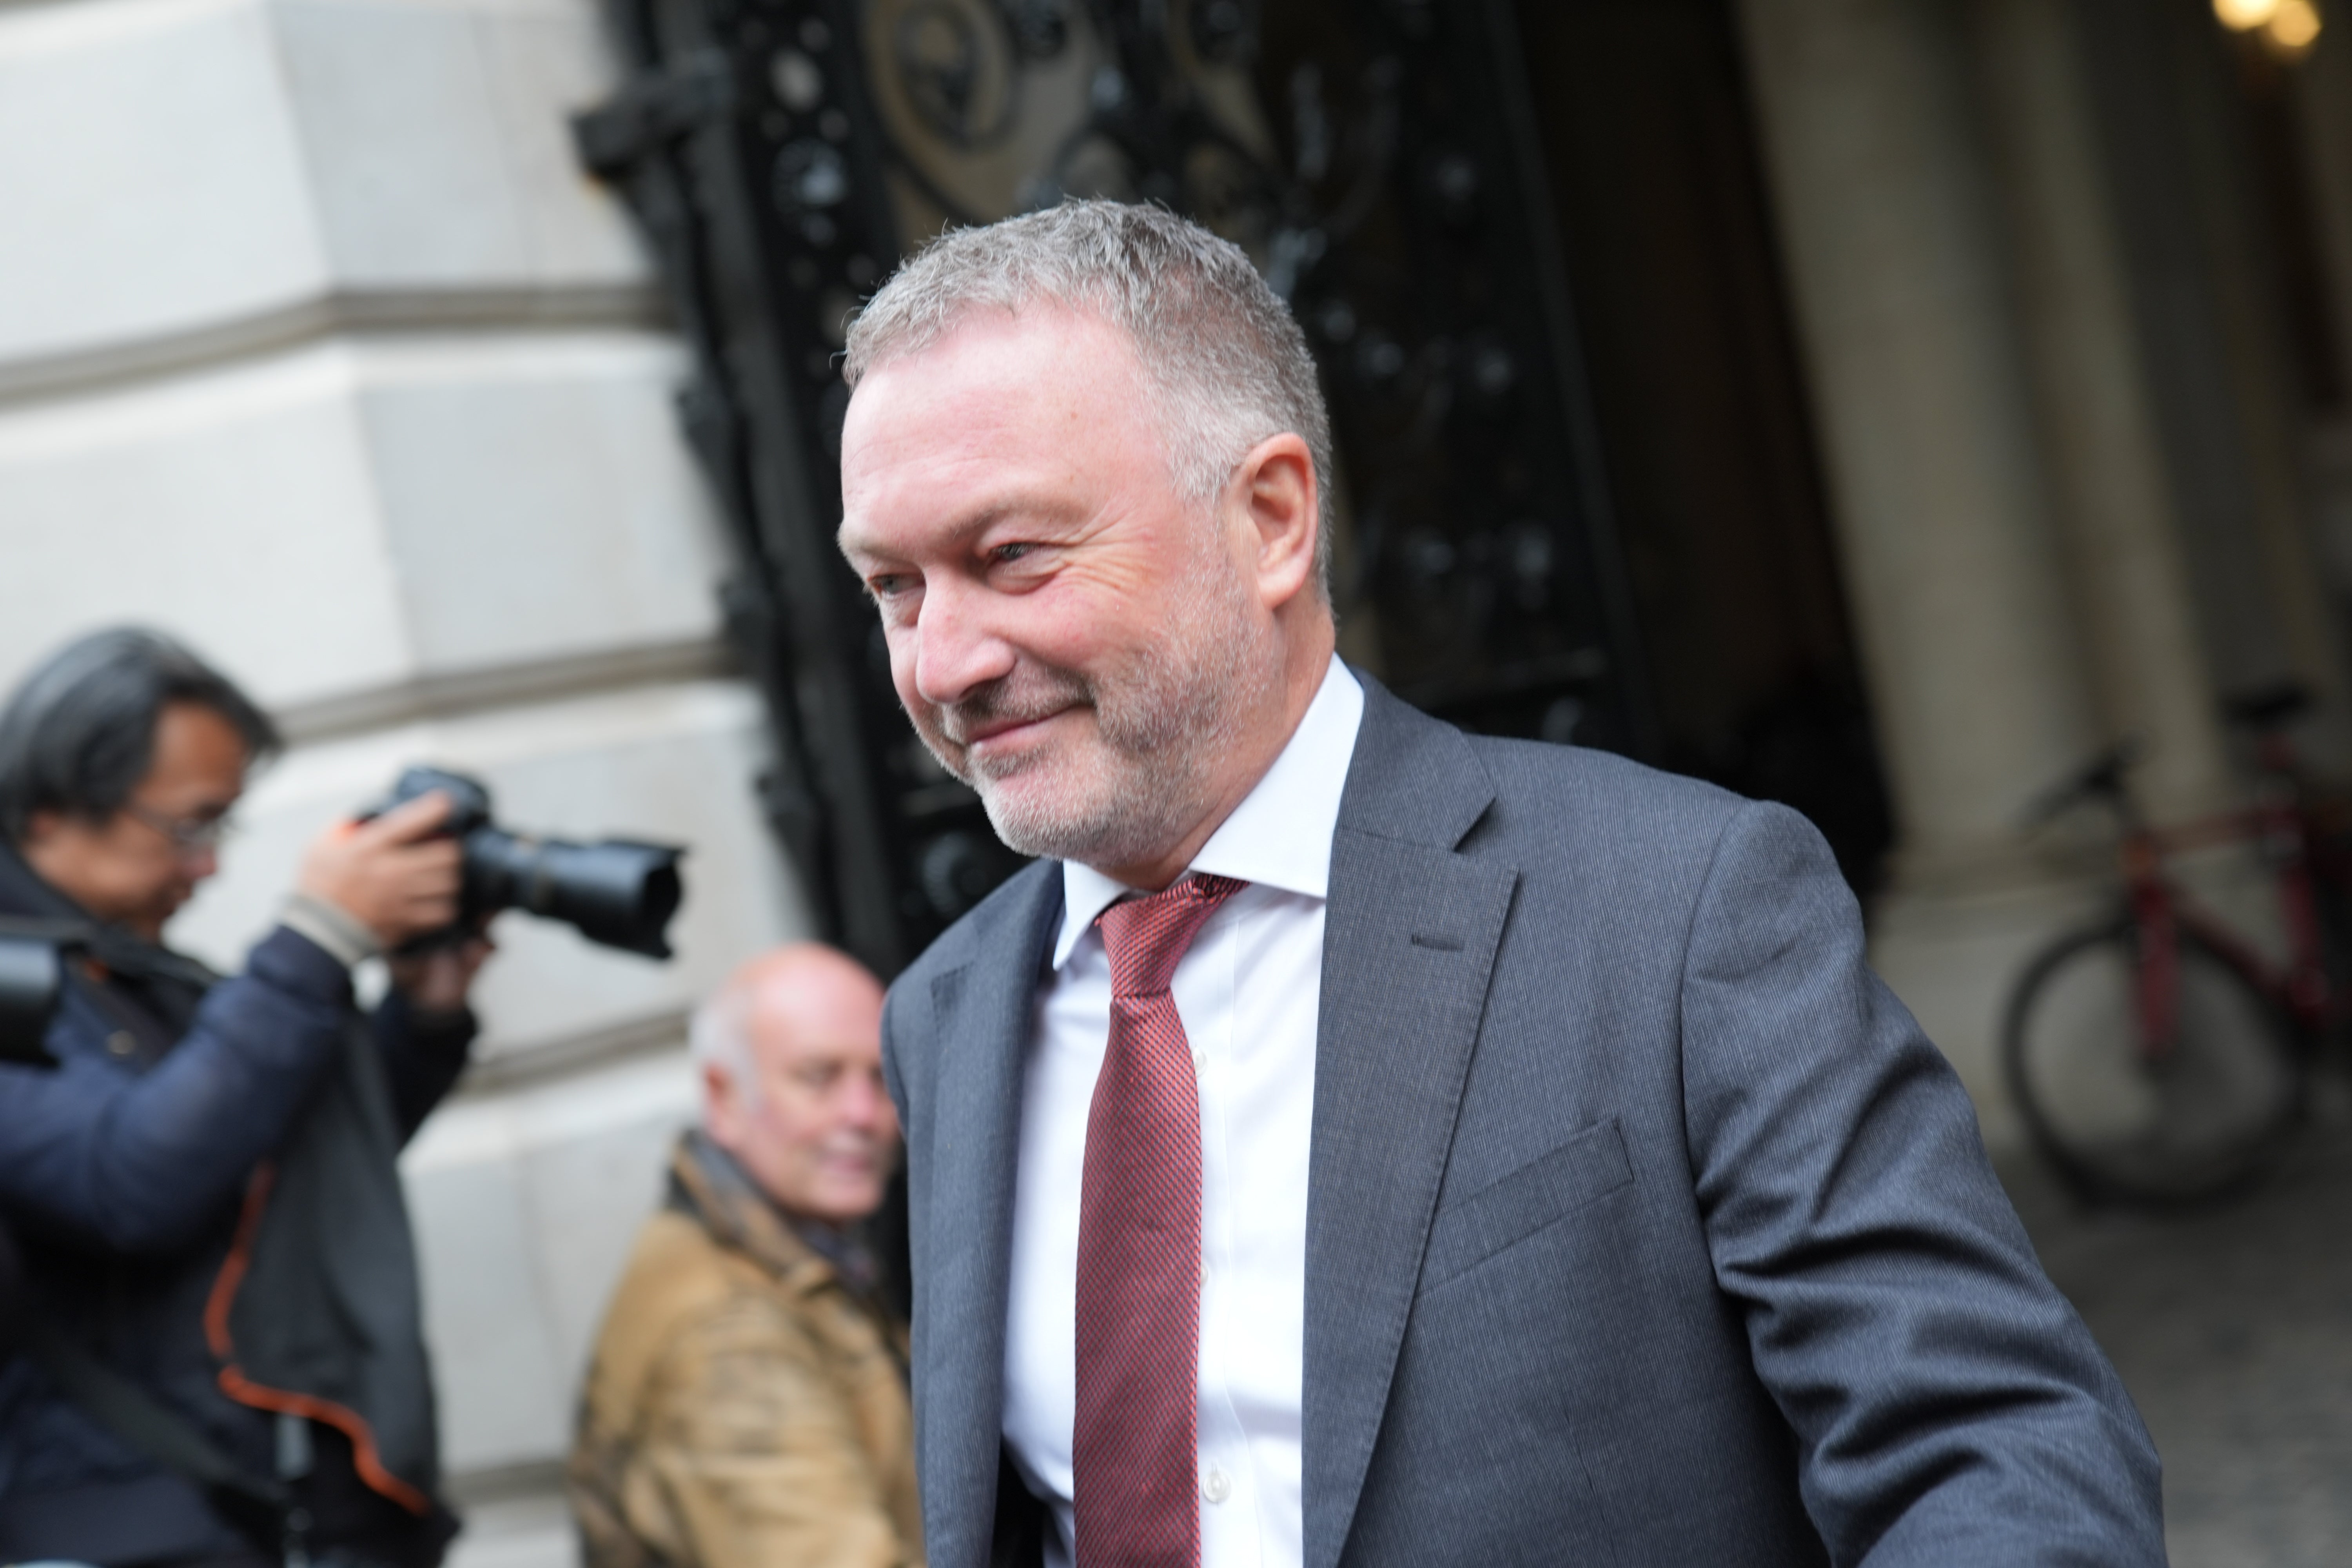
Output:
[1418, 1116, 1634, 1294]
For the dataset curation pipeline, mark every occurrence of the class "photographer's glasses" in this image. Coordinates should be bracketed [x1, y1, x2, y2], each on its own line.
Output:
[124, 804, 238, 855]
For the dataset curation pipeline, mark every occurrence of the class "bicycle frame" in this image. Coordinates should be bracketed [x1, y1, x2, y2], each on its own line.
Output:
[2007, 689, 2343, 1201]
[2117, 782, 2337, 1061]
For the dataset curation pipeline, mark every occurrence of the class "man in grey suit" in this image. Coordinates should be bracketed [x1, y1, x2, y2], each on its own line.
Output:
[835, 200, 2163, 1568]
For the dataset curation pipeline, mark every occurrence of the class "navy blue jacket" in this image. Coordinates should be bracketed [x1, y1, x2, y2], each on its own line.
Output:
[0, 850, 472, 1565]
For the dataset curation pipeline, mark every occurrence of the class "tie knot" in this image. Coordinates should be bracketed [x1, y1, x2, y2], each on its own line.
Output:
[1095, 874, 1245, 998]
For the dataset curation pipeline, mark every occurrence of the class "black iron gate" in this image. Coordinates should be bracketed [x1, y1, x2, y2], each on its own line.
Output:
[576, 0, 1651, 978]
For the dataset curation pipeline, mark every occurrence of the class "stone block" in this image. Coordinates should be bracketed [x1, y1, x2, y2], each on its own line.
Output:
[445, 1494, 579, 1568]
[269, 0, 534, 289]
[0, 0, 324, 369]
[0, 0, 647, 379]
[400, 1118, 574, 1468]
[470, 5, 650, 286]
[0, 332, 729, 715]
[355, 332, 730, 680]
[0, 348, 413, 706]
[499, 1053, 702, 1381]
[270, 0, 646, 291]
[403, 1049, 699, 1471]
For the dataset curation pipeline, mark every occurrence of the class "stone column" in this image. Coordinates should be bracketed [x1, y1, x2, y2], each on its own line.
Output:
[2172, 3, 2352, 773]
[2076, 0, 2352, 769]
[1971, 0, 2236, 826]
[1733, 0, 2105, 1121]
[2292, 16, 2352, 398]
[1735, 0, 2099, 879]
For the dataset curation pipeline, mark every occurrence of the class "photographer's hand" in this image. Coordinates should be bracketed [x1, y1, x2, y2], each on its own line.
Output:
[388, 931, 495, 1016]
[296, 791, 464, 949]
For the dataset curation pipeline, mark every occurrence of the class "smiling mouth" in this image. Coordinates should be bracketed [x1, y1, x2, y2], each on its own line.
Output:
[946, 697, 1085, 752]
[962, 709, 1070, 749]
[931, 667, 1096, 766]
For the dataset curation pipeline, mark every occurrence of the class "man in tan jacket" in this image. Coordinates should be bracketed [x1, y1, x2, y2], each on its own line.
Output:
[569, 944, 922, 1568]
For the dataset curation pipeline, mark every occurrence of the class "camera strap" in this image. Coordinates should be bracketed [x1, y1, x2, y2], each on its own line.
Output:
[16, 1312, 305, 1561]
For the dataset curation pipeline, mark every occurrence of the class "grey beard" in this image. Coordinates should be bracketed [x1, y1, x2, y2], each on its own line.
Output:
[970, 725, 1211, 870]
[977, 772, 1185, 869]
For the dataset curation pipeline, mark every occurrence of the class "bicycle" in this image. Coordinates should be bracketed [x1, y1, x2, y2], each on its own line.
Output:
[2000, 684, 2352, 1204]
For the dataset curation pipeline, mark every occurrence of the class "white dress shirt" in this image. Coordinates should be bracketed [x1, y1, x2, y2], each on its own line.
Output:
[1001, 655, 1365, 1568]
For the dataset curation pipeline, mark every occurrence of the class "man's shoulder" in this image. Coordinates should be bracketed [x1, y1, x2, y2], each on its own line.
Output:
[1347, 677, 1759, 864]
[1467, 734, 1746, 833]
[891, 856, 1060, 998]
[597, 1210, 790, 1345]
[1407, 725, 1759, 886]
[586, 1209, 824, 1401]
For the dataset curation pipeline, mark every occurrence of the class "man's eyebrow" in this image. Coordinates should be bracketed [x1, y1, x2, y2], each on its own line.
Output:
[840, 496, 1064, 558]
[949, 502, 1021, 542]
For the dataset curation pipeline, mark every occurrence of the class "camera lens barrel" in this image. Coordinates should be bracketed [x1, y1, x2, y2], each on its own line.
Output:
[461, 829, 684, 958]
[377, 766, 685, 959]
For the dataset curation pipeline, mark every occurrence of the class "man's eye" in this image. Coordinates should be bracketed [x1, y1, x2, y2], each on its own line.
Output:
[991, 543, 1035, 564]
[866, 573, 911, 599]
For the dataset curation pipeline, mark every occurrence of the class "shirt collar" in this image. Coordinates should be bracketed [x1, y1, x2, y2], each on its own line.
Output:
[1053, 655, 1365, 970]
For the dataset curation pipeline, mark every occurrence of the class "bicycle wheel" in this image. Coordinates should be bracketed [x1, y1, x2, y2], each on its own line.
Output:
[2003, 921, 2306, 1203]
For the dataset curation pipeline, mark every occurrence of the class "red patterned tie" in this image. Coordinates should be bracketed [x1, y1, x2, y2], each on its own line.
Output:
[1074, 873, 1245, 1568]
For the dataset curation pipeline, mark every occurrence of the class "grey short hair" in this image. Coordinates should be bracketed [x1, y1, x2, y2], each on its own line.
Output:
[843, 200, 1334, 595]
[688, 982, 759, 1112]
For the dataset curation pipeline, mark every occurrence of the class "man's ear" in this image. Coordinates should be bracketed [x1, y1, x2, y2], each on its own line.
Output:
[1233, 433, 1319, 612]
[21, 810, 62, 846]
[701, 1062, 744, 1149]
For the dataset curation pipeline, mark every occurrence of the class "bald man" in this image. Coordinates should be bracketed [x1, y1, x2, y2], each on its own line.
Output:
[568, 945, 922, 1568]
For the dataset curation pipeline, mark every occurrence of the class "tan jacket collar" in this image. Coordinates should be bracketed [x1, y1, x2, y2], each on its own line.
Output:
[667, 1130, 843, 1299]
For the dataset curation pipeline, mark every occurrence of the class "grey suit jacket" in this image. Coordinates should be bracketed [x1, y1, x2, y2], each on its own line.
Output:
[882, 678, 2164, 1568]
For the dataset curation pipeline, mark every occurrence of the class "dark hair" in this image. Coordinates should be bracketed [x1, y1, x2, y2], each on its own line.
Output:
[0, 627, 280, 842]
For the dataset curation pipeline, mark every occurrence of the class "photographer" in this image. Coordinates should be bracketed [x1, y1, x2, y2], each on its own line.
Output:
[0, 627, 491, 1568]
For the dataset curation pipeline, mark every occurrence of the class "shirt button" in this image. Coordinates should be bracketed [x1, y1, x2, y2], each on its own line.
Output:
[105, 1031, 136, 1058]
[1202, 1466, 1231, 1504]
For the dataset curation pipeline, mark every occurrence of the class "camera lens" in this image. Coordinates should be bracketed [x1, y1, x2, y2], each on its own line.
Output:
[375, 766, 685, 960]
[461, 829, 684, 958]
[531, 839, 684, 958]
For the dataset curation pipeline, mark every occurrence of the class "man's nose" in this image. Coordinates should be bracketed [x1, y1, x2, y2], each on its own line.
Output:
[908, 579, 1016, 708]
[840, 1070, 897, 1136]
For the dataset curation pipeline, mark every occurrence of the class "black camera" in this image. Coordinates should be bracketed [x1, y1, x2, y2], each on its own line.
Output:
[0, 926, 64, 1069]
[373, 766, 686, 960]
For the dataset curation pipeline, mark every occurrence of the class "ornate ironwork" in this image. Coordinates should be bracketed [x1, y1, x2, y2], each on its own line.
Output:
[577, 0, 1653, 974]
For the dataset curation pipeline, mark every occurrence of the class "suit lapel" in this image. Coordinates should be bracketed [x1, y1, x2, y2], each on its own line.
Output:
[1303, 681, 1519, 1568]
[918, 865, 1063, 1568]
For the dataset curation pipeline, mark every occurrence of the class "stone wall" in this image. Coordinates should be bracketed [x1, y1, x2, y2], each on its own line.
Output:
[0, 0, 803, 1560]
